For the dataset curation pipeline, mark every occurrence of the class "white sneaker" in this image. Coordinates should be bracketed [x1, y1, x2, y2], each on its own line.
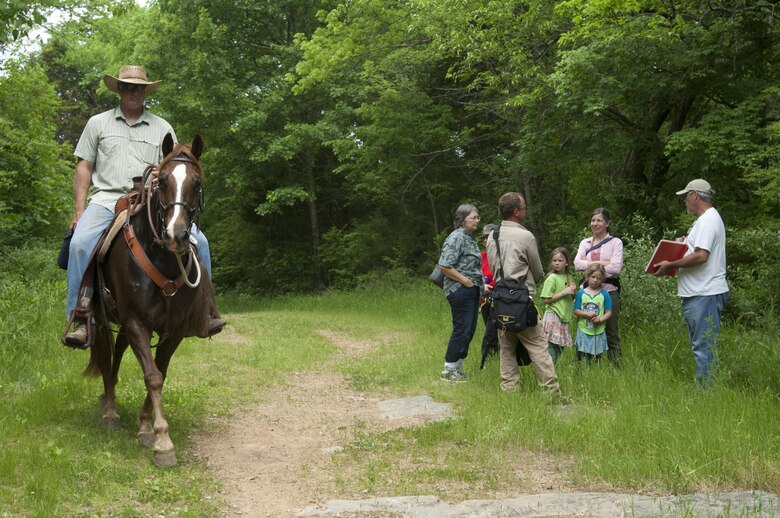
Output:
[440, 370, 467, 382]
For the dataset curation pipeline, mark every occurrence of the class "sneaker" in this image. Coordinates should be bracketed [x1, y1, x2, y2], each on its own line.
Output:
[440, 369, 467, 382]
[206, 318, 226, 337]
[64, 323, 88, 349]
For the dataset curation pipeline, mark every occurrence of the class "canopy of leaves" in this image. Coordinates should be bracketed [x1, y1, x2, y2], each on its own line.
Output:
[2, 0, 778, 317]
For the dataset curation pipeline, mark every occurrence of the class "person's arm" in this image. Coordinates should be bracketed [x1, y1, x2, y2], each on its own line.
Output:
[574, 308, 595, 319]
[594, 310, 612, 324]
[71, 159, 94, 230]
[653, 248, 709, 276]
[604, 238, 624, 277]
[542, 279, 576, 305]
[527, 237, 545, 284]
[573, 239, 589, 272]
[439, 265, 474, 287]
[595, 290, 614, 322]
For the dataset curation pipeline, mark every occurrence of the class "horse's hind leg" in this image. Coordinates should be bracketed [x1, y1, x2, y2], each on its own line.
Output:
[94, 326, 120, 428]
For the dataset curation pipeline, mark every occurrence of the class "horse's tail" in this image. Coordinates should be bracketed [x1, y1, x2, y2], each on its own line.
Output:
[82, 320, 114, 378]
[83, 345, 101, 378]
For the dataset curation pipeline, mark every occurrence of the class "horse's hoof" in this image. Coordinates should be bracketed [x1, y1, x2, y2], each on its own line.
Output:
[102, 415, 121, 429]
[137, 432, 155, 448]
[153, 449, 177, 468]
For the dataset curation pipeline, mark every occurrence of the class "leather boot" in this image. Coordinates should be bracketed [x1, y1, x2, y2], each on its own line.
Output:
[64, 323, 89, 349]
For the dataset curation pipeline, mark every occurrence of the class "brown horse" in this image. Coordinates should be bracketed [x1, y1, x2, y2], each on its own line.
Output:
[85, 134, 215, 467]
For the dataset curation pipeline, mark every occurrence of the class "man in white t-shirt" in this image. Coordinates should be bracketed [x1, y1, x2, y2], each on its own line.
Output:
[653, 179, 728, 384]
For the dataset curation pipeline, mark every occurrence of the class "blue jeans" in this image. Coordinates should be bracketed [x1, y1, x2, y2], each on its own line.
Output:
[445, 285, 480, 364]
[681, 292, 728, 384]
[66, 203, 212, 318]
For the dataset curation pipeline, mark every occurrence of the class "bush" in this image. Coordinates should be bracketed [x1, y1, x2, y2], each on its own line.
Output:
[613, 214, 681, 331]
[725, 222, 780, 328]
[0, 241, 66, 383]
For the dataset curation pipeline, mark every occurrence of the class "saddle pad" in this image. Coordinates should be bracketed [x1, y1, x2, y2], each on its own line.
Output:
[98, 210, 128, 263]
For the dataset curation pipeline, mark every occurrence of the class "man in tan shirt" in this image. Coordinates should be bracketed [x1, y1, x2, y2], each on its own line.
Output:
[486, 192, 561, 394]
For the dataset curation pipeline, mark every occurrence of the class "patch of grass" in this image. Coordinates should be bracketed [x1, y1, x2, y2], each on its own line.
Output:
[1, 244, 778, 516]
[237, 283, 780, 502]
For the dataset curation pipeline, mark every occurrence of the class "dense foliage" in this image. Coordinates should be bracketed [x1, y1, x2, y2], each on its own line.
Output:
[0, 0, 777, 320]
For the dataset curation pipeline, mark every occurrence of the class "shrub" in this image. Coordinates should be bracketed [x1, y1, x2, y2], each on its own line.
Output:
[0, 242, 66, 383]
[725, 222, 780, 328]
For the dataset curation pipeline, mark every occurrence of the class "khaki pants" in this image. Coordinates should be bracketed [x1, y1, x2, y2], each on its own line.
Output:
[498, 324, 561, 394]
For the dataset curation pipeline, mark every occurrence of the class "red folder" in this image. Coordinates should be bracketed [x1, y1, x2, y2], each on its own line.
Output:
[645, 239, 688, 276]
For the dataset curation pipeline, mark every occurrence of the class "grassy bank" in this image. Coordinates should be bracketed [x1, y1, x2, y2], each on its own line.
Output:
[1, 246, 778, 516]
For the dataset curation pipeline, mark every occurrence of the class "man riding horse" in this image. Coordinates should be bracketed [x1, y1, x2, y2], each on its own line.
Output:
[64, 64, 225, 347]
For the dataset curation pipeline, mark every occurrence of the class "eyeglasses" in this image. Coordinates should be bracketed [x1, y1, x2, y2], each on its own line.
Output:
[466, 215, 481, 221]
[119, 82, 147, 92]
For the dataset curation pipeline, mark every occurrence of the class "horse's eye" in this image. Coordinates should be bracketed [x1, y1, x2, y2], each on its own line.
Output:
[157, 175, 168, 187]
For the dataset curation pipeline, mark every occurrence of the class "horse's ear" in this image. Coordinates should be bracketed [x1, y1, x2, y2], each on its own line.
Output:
[162, 133, 175, 157]
[190, 134, 204, 160]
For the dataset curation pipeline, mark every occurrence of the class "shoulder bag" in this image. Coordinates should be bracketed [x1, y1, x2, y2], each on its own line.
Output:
[429, 264, 444, 288]
[489, 227, 537, 332]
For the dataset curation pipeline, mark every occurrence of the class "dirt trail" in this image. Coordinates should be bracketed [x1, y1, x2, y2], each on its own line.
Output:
[191, 329, 779, 518]
[191, 330, 571, 517]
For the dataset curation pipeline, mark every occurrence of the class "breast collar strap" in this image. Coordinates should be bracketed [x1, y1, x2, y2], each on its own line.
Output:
[123, 224, 185, 297]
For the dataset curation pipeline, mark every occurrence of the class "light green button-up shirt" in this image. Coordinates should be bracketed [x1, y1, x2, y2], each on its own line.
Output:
[74, 106, 176, 211]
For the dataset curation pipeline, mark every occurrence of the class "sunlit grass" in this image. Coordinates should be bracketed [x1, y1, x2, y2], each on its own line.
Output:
[1, 245, 778, 516]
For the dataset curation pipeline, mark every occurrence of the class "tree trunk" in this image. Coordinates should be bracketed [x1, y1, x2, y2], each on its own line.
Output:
[302, 154, 326, 290]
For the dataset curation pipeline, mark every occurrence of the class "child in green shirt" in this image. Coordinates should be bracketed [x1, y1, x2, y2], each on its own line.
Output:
[540, 247, 576, 363]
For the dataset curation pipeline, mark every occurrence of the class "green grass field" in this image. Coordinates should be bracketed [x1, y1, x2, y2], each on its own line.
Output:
[1, 247, 778, 516]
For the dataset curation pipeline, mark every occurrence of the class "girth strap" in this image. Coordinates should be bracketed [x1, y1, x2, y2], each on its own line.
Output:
[123, 225, 185, 296]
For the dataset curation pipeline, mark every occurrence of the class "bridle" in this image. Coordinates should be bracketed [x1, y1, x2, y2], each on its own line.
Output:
[128, 145, 205, 292]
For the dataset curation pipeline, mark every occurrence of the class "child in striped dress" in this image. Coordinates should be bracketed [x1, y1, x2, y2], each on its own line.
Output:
[540, 247, 576, 364]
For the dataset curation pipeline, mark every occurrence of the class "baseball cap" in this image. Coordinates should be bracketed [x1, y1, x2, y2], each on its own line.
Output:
[676, 179, 714, 196]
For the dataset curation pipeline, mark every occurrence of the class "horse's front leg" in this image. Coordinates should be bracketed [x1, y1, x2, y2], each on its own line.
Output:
[136, 337, 180, 451]
[126, 323, 177, 467]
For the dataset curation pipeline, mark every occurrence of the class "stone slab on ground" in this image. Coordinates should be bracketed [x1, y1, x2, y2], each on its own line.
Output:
[298, 491, 779, 517]
[377, 395, 453, 420]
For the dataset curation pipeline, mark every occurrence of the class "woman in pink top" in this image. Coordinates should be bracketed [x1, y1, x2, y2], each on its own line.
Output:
[574, 208, 624, 367]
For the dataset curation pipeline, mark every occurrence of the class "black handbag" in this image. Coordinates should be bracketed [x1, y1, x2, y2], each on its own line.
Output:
[57, 228, 73, 270]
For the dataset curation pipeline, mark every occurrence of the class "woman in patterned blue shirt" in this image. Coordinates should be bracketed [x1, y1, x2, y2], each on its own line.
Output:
[438, 204, 487, 381]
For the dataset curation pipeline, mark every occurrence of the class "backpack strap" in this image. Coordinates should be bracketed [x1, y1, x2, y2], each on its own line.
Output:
[492, 225, 525, 284]
[492, 226, 505, 280]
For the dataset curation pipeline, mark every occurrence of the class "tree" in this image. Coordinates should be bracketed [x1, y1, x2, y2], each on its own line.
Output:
[0, 1, 54, 45]
[0, 62, 71, 247]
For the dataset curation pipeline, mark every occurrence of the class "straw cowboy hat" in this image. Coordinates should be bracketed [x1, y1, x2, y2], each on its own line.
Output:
[103, 65, 162, 94]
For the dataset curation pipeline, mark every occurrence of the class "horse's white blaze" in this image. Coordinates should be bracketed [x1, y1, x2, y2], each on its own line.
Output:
[166, 164, 188, 240]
